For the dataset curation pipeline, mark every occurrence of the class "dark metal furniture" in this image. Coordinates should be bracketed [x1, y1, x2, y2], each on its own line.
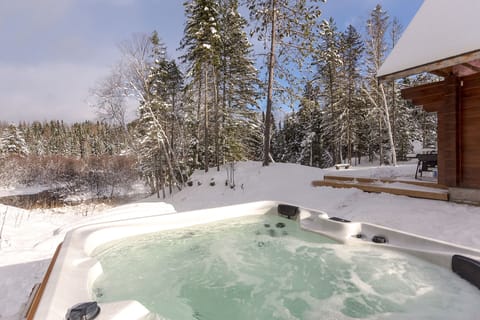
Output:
[415, 153, 438, 179]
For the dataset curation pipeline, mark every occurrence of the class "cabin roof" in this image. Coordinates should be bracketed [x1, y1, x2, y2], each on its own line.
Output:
[377, 0, 480, 80]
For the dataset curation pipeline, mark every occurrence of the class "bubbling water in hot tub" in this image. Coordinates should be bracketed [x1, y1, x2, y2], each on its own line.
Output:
[92, 215, 480, 320]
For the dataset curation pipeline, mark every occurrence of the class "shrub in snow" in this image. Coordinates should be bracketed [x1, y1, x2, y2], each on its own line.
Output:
[0, 155, 141, 201]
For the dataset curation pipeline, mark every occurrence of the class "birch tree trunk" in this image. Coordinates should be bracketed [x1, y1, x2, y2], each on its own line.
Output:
[195, 79, 202, 170]
[213, 66, 220, 171]
[363, 84, 398, 167]
[263, 0, 276, 166]
[380, 83, 397, 166]
[204, 67, 209, 172]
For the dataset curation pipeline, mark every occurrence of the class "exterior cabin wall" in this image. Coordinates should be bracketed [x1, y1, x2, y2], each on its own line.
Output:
[460, 74, 480, 188]
[402, 73, 480, 190]
[439, 75, 460, 187]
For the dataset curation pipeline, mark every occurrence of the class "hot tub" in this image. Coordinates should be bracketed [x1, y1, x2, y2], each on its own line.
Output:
[29, 201, 480, 320]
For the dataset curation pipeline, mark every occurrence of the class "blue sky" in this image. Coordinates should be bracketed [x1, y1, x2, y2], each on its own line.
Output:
[0, 0, 423, 123]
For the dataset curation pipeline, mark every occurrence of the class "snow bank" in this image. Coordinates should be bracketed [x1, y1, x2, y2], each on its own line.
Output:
[0, 202, 174, 320]
[167, 161, 480, 248]
[1, 161, 480, 319]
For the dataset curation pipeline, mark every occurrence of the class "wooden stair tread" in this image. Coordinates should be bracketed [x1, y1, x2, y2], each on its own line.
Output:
[312, 180, 449, 201]
[322, 175, 448, 190]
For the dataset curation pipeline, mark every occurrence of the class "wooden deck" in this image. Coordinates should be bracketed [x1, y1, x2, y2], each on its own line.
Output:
[323, 175, 448, 189]
[312, 175, 449, 201]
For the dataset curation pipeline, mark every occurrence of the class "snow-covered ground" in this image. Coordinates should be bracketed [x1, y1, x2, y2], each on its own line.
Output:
[1, 161, 480, 320]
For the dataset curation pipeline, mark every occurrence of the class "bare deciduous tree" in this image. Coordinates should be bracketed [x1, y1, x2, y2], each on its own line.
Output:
[90, 68, 128, 129]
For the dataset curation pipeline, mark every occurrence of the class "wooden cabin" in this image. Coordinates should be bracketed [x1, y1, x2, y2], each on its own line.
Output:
[378, 0, 480, 203]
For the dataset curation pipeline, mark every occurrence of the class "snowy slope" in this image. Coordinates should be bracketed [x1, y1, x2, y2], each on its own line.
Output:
[1, 161, 480, 320]
[167, 161, 480, 248]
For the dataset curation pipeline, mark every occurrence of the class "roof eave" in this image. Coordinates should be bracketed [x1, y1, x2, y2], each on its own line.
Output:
[378, 50, 480, 81]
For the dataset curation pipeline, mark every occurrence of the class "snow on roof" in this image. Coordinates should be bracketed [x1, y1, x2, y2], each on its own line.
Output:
[378, 0, 480, 80]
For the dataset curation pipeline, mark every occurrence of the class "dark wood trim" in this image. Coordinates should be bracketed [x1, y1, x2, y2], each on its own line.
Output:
[461, 72, 480, 92]
[402, 81, 445, 100]
[461, 72, 480, 82]
[462, 63, 480, 73]
[402, 81, 447, 112]
[431, 69, 450, 78]
[25, 243, 63, 320]
[442, 75, 460, 187]
[408, 95, 446, 112]
[457, 79, 463, 186]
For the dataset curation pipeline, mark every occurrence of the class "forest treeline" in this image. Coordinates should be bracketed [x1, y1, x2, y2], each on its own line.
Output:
[0, 2, 437, 198]
[0, 121, 137, 198]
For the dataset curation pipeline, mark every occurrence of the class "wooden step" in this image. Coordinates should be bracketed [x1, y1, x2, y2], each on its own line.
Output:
[322, 175, 448, 190]
[312, 180, 449, 201]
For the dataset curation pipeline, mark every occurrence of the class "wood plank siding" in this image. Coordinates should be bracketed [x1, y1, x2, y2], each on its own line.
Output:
[460, 74, 480, 188]
[402, 72, 480, 189]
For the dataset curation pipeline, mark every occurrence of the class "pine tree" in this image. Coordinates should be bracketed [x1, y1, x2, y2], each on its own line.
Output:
[314, 18, 343, 164]
[245, 0, 325, 166]
[296, 82, 322, 166]
[180, 0, 222, 172]
[216, 0, 260, 166]
[160, 60, 184, 156]
[400, 74, 439, 153]
[0, 124, 29, 157]
[339, 25, 364, 164]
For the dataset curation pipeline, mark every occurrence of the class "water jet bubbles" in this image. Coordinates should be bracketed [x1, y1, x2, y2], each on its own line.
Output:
[181, 231, 196, 239]
[94, 287, 104, 298]
[264, 223, 270, 228]
[257, 241, 265, 248]
[275, 222, 286, 228]
[269, 229, 277, 237]
[189, 245, 201, 252]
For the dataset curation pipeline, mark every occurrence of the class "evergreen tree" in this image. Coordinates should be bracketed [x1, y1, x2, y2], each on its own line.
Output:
[314, 18, 343, 164]
[245, 0, 325, 166]
[160, 60, 184, 156]
[296, 82, 323, 167]
[400, 73, 439, 152]
[339, 25, 364, 164]
[0, 124, 29, 157]
[217, 0, 260, 166]
[180, 0, 222, 172]
[272, 81, 329, 168]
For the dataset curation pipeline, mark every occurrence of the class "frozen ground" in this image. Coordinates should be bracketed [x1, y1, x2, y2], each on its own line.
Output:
[1, 161, 480, 319]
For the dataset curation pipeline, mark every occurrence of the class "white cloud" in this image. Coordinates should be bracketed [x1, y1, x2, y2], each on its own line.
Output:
[0, 0, 74, 30]
[0, 0, 77, 62]
[0, 63, 110, 123]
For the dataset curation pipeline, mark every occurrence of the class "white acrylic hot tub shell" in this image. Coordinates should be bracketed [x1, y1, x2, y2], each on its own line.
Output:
[32, 201, 480, 320]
